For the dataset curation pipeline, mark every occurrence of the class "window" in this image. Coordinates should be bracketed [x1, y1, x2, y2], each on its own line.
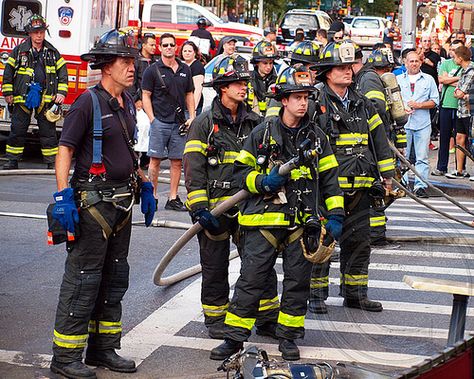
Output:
[150, 4, 171, 23]
[2, 0, 41, 37]
[352, 19, 381, 29]
[318, 15, 331, 30]
[282, 14, 318, 29]
[177, 5, 201, 24]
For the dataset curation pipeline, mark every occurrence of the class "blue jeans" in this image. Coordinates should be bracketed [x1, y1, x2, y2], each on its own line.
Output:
[405, 125, 431, 190]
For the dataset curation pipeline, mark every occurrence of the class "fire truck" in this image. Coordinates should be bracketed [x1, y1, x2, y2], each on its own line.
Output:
[0, 0, 263, 134]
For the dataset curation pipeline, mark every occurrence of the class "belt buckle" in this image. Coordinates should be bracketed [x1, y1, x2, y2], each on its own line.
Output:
[345, 147, 354, 155]
[222, 182, 231, 190]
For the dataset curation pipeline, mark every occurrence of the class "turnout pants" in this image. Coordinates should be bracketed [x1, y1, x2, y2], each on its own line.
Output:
[311, 191, 371, 301]
[369, 207, 386, 243]
[5, 104, 58, 163]
[198, 215, 279, 327]
[52, 198, 132, 363]
[224, 228, 312, 342]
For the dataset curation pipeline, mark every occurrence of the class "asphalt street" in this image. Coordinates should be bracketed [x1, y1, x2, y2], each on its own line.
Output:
[1, 155, 474, 378]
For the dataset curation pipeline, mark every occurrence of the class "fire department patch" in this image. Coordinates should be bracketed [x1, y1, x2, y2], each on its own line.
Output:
[58, 7, 73, 26]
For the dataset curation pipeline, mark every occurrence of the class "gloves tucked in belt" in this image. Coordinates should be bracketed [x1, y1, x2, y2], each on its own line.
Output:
[192, 208, 219, 232]
[52, 188, 79, 233]
[325, 215, 344, 241]
[141, 182, 157, 227]
[261, 165, 288, 193]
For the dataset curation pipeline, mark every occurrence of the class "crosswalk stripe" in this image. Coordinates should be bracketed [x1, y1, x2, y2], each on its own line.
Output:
[161, 335, 429, 368]
[388, 225, 474, 235]
[372, 248, 474, 260]
[387, 216, 473, 224]
[0, 349, 51, 369]
[387, 208, 472, 218]
[397, 198, 474, 206]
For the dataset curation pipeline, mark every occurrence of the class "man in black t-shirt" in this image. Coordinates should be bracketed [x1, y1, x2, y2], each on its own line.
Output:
[142, 33, 196, 211]
[420, 36, 441, 86]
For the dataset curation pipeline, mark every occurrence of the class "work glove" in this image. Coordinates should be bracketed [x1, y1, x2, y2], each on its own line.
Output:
[261, 165, 288, 194]
[141, 182, 157, 227]
[192, 208, 220, 232]
[52, 188, 79, 234]
[325, 214, 344, 241]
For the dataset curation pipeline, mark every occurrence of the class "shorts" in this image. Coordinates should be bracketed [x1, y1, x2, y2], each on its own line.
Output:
[148, 118, 185, 160]
[456, 117, 470, 135]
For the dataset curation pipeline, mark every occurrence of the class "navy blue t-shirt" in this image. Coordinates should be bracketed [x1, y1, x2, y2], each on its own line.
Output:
[142, 58, 194, 123]
[59, 85, 136, 182]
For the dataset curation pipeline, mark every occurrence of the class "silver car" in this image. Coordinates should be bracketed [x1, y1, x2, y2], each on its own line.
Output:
[349, 16, 387, 48]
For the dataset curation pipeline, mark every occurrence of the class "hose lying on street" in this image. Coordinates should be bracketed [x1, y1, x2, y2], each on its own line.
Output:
[389, 142, 474, 217]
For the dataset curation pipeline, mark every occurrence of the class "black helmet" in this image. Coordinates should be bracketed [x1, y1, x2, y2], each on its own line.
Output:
[366, 48, 395, 68]
[342, 39, 363, 59]
[290, 41, 321, 65]
[312, 41, 357, 79]
[197, 17, 208, 28]
[273, 64, 314, 100]
[81, 30, 138, 70]
[25, 14, 48, 33]
[203, 54, 251, 89]
[250, 40, 279, 63]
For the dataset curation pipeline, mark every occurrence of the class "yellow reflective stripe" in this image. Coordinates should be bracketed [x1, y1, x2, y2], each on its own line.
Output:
[370, 216, 386, 227]
[225, 311, 255, 330]
[236, 149, 257, 167]
[258, 101, 267, 111]
[53, 329, 88, 349]
[2, 84, 13, 91]
[277, 311, 304, 328]
[56, 57, 67, 70]
[245, 171, 259, 194]
[238, 211, 290, 227]
[13, 96, 25, 103]
[365, 90, 385, 102]
[7, 56, 15, 67]
[290, 165, 312, 180]
[43, 94, 53, 101]
[310, 276, 329, 288]
[318, 154, 338, 173]
[88, 320, 122, 334]
[45, 65, 56, 74]
[41, 147, 58, 156]
[202, 303, 229, 317]
[209, 196, 231, 209]
[6, 145, 24, 154]
[344, 273, 368, 286]
[378, 158, 395, 173]
[57, 83, 69, 92]
[397, 134, 407, 143]
[325, 195, 344, 211]
[338, 176, 374, 189]
[258, 296, 279, 311]
[186, 189, 208, 206]
[222, 150, 239, 164]
[368, 114, 383, 131]
[184, 140, 207, 155]
[336, 133, 368, 146]
[266, 106, 280, 117]
[17, 67, 34, 76]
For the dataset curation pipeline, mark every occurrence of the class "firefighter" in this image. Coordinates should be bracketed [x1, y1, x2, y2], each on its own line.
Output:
[210, 64, 344, 361]
[49, 30, 156, 379]
[2, 14, 68, 170]
[308, 42, 396, 315]
[247, 40, 279, 116]
[266, 40, 320, 119]
[184, 54, 280, 340]
[353, 47, 407, 246]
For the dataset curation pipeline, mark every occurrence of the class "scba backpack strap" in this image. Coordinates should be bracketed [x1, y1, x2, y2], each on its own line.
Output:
[88, 89, 107, 181]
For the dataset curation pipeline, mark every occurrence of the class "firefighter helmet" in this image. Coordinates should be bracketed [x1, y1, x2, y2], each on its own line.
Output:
[273, 64, 314, 100]
[312, 41, 358, 79]
[290, 41, 321, 64]
[367, 48, 395, 68]
[81, 29, 138, 70]
[203, 54, 251, 89]
[25, 14, 48, 33]
[197, 17, 208, 28]
[250, 41, 279, 63]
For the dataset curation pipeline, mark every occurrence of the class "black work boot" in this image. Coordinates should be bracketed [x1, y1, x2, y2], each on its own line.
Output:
[50, 358, 97, 379]
[2, 160, 18, 170]
[208, 323, 226, 339]
[85, 349, 136, 373]
[308, 299, 328, 314]
[344, 298, 383, 312]
[209, 339, 243, 360]
[279, 339, 300, 361]
[255, 321, 277, 339]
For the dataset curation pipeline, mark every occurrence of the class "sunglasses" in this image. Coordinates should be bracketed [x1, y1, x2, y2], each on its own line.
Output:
[161, 43, 176, 48]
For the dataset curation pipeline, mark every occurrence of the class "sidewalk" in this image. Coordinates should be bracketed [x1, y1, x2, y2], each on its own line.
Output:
[412, 141, 474, 198]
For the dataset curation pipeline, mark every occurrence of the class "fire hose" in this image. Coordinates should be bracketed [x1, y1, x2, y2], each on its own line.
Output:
[152, 149, 318, 286]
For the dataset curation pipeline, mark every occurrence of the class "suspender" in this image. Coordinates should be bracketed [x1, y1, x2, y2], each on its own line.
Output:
[88, 89, 106, 180]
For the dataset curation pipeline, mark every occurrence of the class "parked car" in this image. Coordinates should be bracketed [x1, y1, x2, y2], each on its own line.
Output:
[277, 9, 332, 45]
[348, 16, 387, 48]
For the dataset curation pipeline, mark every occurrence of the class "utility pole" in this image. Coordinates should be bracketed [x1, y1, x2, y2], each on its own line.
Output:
[258, 0, 263, 29]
